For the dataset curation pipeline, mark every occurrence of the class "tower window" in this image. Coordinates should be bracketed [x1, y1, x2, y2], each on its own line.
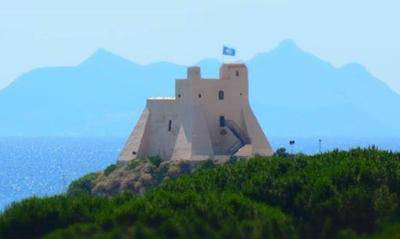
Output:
[168, 120, 172, 132]
[178, 94, 181, 98]
[236, 70, 239, 76]
[198, 93, 202, 98]
[218, 90, 224, 100]
[219, 116, 225, 127]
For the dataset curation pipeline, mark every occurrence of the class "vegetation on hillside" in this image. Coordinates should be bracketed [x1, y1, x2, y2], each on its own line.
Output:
[67, 156, 223, 197]
[1, 148, 400, 238]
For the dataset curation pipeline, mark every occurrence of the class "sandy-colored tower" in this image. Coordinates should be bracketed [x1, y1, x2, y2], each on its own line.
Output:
[118, 63, 273, 163]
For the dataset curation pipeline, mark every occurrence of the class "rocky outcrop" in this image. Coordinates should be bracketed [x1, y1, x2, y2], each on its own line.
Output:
[67, 157, 232, 197]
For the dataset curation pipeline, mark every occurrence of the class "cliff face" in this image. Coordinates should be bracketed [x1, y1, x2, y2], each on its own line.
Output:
[67, 157, 228, 197]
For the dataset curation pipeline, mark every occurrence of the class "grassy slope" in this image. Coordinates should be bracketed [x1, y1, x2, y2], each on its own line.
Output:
[1, 148, 400, 238]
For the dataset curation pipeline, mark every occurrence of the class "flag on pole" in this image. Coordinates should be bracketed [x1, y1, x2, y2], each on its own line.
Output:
[223, 46, 236, 56]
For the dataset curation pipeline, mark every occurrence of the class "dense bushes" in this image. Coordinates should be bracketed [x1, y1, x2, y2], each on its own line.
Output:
[103, 164, 117, 176]
[0, 195, 112, 239]
[0, 193, 293, 239]
[1, 148, 400, 238]
[66, 172, 100, 196]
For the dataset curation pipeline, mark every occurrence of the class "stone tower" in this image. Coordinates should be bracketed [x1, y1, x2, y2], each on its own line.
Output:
[118, 63, 273, 163]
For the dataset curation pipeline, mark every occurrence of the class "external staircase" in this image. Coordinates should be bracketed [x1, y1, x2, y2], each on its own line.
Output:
[225, 120, 251, 156]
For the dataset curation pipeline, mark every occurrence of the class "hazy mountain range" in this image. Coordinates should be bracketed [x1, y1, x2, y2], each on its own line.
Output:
[1, 40, 399, 138]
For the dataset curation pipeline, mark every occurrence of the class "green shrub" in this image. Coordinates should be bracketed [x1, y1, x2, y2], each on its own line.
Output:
[274, 147, 289, 157]
[198, 159, 215, 170]
[127, 159, 142, 170]
[148, 156, 162, 167]
[0, 195, 111, 239]
[67, 173, 99, 196]
[104, 164, 117, 176]
[153, 164, 170, 185]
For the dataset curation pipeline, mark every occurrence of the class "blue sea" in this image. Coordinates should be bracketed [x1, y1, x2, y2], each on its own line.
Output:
[1, 136, 400, 210]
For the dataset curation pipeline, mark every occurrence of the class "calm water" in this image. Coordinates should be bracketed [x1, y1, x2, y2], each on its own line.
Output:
[0, 137, 124, 210]
[1, 136, 400, 210]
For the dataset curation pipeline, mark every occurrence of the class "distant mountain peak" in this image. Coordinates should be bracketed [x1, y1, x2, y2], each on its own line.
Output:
[277, 39, 299, 50]
[250, 39, 319, 65]
[80, 48, 133, 67]
[251, 39, 302, 59]
[88, 48, 118, 59]
[93, 48, 114, 56]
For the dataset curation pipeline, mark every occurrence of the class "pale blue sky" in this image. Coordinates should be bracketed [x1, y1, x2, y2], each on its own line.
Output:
[1, 0, 399, 92]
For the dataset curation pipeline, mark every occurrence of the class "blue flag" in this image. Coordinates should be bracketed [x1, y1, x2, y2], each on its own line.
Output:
[223, 46, 236, 56]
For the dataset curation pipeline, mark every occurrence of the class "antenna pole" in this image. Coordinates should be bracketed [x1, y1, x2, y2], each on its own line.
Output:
[289, 140, 295, 156]
[318, 139, 322, 154]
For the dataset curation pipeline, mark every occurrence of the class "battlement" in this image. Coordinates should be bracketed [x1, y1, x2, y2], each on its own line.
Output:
[187, 66, 201, 81]
[175, 63, 249, 102]
[185, 63, 248, 81]
[219, 63, 247, 81]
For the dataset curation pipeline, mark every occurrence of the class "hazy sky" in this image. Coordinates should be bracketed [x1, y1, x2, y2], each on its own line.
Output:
[1, 0, 399, 92]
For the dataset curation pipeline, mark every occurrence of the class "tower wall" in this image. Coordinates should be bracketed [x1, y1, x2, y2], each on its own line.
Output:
[145, 99, 178, 159]
[118, 108, 150, 162]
